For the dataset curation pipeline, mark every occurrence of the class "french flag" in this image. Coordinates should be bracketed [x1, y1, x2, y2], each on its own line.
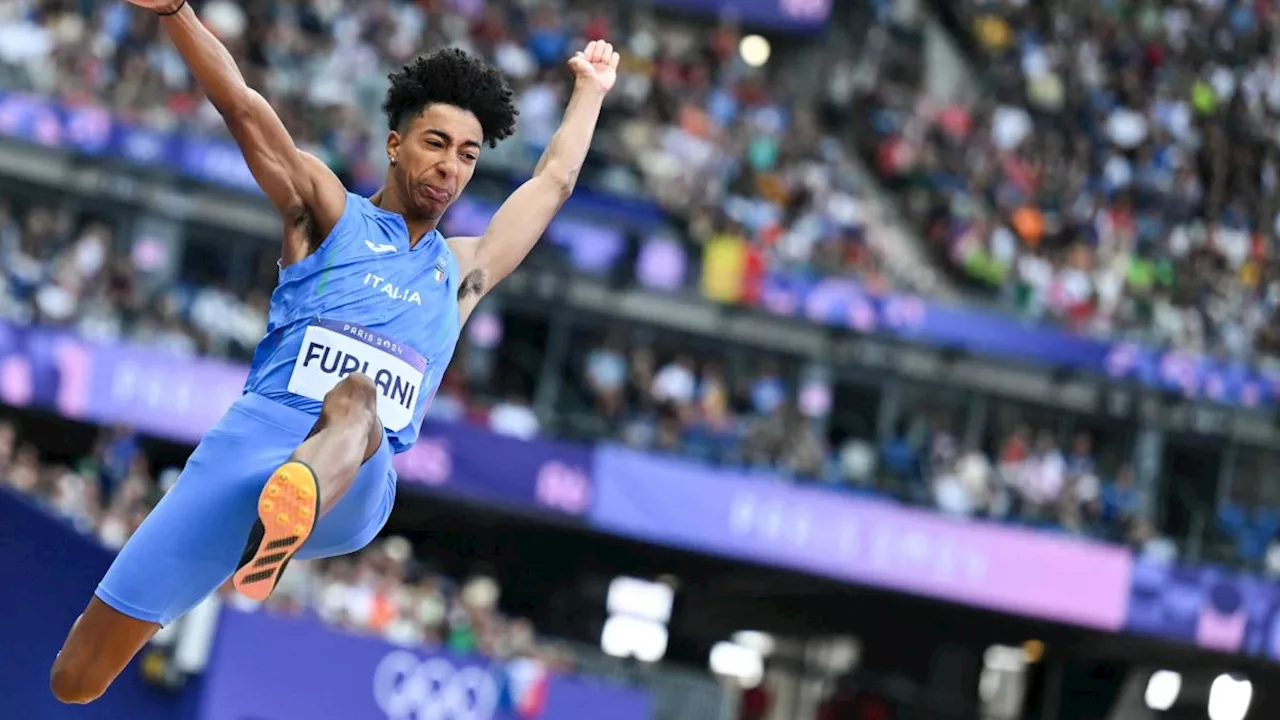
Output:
[502, 658, 550, 717]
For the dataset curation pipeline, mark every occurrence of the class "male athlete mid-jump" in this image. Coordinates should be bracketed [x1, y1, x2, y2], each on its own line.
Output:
[50, 0, 618, 704]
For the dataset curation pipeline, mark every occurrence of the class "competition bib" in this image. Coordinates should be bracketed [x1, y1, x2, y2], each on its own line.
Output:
[288, 319, 427, 433]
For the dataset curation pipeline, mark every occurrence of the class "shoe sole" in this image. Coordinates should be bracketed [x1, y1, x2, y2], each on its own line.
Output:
[232, 461, 319, 602]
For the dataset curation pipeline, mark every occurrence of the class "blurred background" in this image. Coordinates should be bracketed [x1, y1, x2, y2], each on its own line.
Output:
[3, 0, 1280, 718]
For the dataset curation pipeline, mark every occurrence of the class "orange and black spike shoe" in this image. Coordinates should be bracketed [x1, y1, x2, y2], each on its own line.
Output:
[232, 461, 320, 602]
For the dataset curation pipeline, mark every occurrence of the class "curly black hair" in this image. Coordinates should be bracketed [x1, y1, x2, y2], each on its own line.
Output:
[382, 47, 518, 148]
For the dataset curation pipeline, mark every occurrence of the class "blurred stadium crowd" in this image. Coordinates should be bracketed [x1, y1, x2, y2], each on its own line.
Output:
[855, 0, 1280, 361]
[4, 0, 1280, 578]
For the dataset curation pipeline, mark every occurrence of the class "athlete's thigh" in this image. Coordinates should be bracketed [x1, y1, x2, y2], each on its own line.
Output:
[298, 433, 397, 560]
[96, 424, 293, 626]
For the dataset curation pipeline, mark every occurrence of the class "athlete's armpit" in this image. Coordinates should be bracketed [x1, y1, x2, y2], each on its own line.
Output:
[445, 236, 490, 322]
[458, 269, 487, 301]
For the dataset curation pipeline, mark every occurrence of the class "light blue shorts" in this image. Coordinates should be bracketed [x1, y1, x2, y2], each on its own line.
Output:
[95, 392, 396, 626]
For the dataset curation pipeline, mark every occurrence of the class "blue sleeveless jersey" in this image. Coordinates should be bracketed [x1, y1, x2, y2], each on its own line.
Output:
[244, 192, 462, 454]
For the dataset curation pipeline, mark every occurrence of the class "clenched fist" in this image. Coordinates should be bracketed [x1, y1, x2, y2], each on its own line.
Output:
[566, 40, 620, 95]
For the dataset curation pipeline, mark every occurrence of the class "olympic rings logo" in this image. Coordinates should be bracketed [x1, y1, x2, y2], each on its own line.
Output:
[373, 650, 500, 720]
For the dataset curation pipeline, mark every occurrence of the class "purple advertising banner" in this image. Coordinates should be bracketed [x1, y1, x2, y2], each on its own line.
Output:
[761, 273, 1280, 409]
[1126, 559, 1280, 660]
[646, 0, 831, 29]
[0, 321, 592, 519]
[202, 608, 653, 720]
[0, 320, 247, 441]
[593, 447, 1134, 630]
[398, 420, 594, 517]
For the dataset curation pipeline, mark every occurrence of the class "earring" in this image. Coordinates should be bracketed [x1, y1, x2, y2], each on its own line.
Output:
[389, 156, 397, 166]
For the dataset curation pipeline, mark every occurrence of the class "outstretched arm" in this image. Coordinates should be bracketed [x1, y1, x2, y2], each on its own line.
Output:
[135, 0, 346, 266]
[449, 40, 619, 320]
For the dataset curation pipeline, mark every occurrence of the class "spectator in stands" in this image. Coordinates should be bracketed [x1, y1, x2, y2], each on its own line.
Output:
[1100, 463, 1141, 540]
[1016, 430, 1065, 523]
[617, 346, 660, 449]
[1064, 433, 1096, 480]
[490, 391, 542, 441]
[652, 354, 698, 416]
[585, 334, 628, 419]
[742, 405, 787, 469]
[694, 360, 731, 427]
[935, 443, 995, 518]
[1060, 433, 1102, 535]
[6, 441, 39, 495]
[933, 457, 976, 517]
[779, 413, 827, 481]
[880, 420, 923, 500]
[996, 424, 1030, 488]
[1130, 517, 1178, 565]
[1217, 491, 1280, 570]
[47, 463, 101, 537]
[836, 437, 878, 491]
[413, 575, 451, 645]
[961, 443, 996, 512]
[626, 346, 656, 410]
[684, 360, 734, 462]
[749, 361, 787, 417]
[94, 425, 140, 499]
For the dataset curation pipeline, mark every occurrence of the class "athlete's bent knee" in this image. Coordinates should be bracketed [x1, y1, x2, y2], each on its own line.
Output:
[50, 657, 107, 705]
[323, 373, 377, 418]
[320, 374, 381, 456]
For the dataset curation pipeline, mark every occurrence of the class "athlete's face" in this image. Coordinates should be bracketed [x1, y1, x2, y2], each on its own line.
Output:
[387, 104, 484, 220]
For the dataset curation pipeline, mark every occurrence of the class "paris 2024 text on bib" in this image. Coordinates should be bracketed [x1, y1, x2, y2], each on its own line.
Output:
[287, 319, 427, 433]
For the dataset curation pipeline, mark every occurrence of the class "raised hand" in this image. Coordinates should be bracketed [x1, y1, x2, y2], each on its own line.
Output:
[567, 40, 620, 95]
